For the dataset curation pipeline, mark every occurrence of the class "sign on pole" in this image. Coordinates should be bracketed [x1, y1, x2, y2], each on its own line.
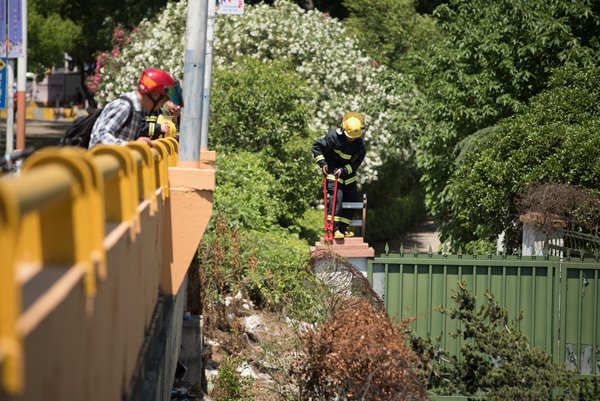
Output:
[0, 58, 6, 109]
[0, 0, 6, 58]
[217, 0, 244, 15]
[8, 0, 22, 58]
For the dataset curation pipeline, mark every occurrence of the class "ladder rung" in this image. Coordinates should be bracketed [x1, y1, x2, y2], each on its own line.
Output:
[349, 220, 363, 226]
[342, 202, 364, 209]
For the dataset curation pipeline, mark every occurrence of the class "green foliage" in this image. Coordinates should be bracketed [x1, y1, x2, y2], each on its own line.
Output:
[210, 57, 318, 227]
[565, 377, 600, 400]
[29, 0, 169, 76]
[29, 1, 83, 75]
[212, 355, 256, 401]
[214, 152, 281, 231]
[342, 0, 439, 71]
[445, 65, 600, 247]
[200, 213, 320, 318]
[294, 207, 323, 246]
[412, 0, 600, 232]
[411, 281, 573, 400]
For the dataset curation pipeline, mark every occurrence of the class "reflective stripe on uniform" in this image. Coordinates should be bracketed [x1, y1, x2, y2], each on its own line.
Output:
[326, 174, 357, 185]
[315, 155, 325, 162]
[345, 164, 352, 174]
[334, 149, 351, 160]
[334, 216, 351, 224]
[326, 174, 342, 183]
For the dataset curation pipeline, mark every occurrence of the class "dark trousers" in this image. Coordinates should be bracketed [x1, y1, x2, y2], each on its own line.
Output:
[326, 178, 357, 232]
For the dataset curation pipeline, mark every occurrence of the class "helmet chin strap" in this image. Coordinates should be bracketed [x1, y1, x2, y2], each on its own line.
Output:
[148, 92, 166, 111]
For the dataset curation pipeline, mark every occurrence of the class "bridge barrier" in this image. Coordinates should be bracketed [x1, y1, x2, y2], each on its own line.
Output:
[0, 139, 215, 401]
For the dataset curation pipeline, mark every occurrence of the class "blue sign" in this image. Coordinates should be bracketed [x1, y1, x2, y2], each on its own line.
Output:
[0, 58, 6, 109]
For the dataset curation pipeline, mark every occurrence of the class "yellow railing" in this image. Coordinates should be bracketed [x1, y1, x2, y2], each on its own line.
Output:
[0, 138, 178, 395]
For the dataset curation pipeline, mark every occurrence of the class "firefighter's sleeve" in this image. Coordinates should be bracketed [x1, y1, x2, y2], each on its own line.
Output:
[140, 113, 160, 138]
[344, 141, 366, 176]
[312, 133, 333, 168]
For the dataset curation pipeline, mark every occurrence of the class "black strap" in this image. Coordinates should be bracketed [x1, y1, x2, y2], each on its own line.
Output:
[118, 95, 135, 127]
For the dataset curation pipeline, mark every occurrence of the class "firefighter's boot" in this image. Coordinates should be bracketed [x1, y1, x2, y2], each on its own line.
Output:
[334, 230, 345, 239]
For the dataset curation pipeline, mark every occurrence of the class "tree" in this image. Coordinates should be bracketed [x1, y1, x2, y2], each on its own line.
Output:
[95, 0, 420, 185]
[411, 281, 572, 400]
[411, 0, 600, 241]
[445, 65, 600, 248]
[29, 0, 83, 75]
[342, 0, 439, 71]
[29, 0, 170, 104]
[210, 58, 317, 228]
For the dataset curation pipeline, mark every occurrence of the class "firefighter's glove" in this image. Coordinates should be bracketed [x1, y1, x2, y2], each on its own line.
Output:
[334, 167, 346, 178]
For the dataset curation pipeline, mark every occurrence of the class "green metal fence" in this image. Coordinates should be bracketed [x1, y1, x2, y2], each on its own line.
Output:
[367, 250, 600, 376]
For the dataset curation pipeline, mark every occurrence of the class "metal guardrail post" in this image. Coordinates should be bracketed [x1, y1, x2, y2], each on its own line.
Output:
[127, 143, 158, 216]
[0, 180, 24, 394]
[153, 141, 170, 200]
[20, 150, 101, 298]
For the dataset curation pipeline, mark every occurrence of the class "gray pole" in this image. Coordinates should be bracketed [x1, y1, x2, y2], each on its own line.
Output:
[199, 0, 215, 151]
[16, 0, 27, 150]
[179, 0, 208, 163]
[5, 60, 15, 154]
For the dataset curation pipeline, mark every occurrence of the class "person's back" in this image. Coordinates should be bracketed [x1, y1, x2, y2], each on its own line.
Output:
[88, 69, 184, 149]
[89, 91, 142, 147]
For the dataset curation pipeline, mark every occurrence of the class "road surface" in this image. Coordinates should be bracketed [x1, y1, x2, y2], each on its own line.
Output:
[0, 119, 72, 155]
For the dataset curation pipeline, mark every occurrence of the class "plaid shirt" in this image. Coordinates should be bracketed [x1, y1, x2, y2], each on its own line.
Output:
[89, 91, 143, 148]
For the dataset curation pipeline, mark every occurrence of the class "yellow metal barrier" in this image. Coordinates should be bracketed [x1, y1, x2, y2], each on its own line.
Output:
[89, 145, 141, 240]
[126, 142, 158, 216]
[0, 140, 177, 395]
[21, 147, 105, 297]
[153, 141, 170, 200]
[156, 137, 178, 167]
[0, 178, 24, 394]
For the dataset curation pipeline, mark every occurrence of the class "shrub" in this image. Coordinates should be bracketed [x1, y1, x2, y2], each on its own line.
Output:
[214, 152, 281, 231]
[212, 355, 256, 401]
[301, 297, 426, 400]
[411, 281, 572, 400]
[210, 57, 318, 226]
[445, 65, 600, 248]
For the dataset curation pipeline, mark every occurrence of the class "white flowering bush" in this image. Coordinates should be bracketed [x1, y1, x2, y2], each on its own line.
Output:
[94, 0, 417, 183]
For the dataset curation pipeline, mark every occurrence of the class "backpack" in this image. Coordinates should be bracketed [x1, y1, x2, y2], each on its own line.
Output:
[58, 96, 135, 148]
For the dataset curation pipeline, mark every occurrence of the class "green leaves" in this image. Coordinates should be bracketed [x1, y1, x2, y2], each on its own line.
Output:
[29, 3, 83, 74]
[210, 57, 318, 228]
[412, 282, 572, 399]
[412, 0, 600, 247]
[342, 0, 439, 71]
[446, 65, 600, 248]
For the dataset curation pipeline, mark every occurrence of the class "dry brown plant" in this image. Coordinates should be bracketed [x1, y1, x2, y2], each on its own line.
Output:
[517, 183, 600, 233]
[300, 286, 427, 400]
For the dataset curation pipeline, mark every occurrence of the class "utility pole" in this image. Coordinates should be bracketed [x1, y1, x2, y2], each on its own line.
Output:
[200, 0, 215, 151]
[15, 0, 26, 150]
[179, 0, 208, 164]
[5, 60, 14, 153]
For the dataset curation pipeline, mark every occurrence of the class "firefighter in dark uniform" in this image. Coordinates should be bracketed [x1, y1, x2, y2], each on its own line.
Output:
[140, 110, 170, 140]
[312, 112, 366, 239]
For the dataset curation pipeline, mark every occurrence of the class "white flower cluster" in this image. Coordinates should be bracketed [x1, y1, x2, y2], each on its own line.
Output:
[95, 0, 416, 182]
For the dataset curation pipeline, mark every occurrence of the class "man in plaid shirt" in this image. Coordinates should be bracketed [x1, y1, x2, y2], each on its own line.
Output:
[89, 69, 184, 148]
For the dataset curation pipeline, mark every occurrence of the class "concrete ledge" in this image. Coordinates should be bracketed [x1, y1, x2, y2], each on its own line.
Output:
[310, 237, 375, 258]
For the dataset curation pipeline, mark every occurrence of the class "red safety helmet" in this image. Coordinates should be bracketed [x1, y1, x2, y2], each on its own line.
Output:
[138, 69, 184, 107]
